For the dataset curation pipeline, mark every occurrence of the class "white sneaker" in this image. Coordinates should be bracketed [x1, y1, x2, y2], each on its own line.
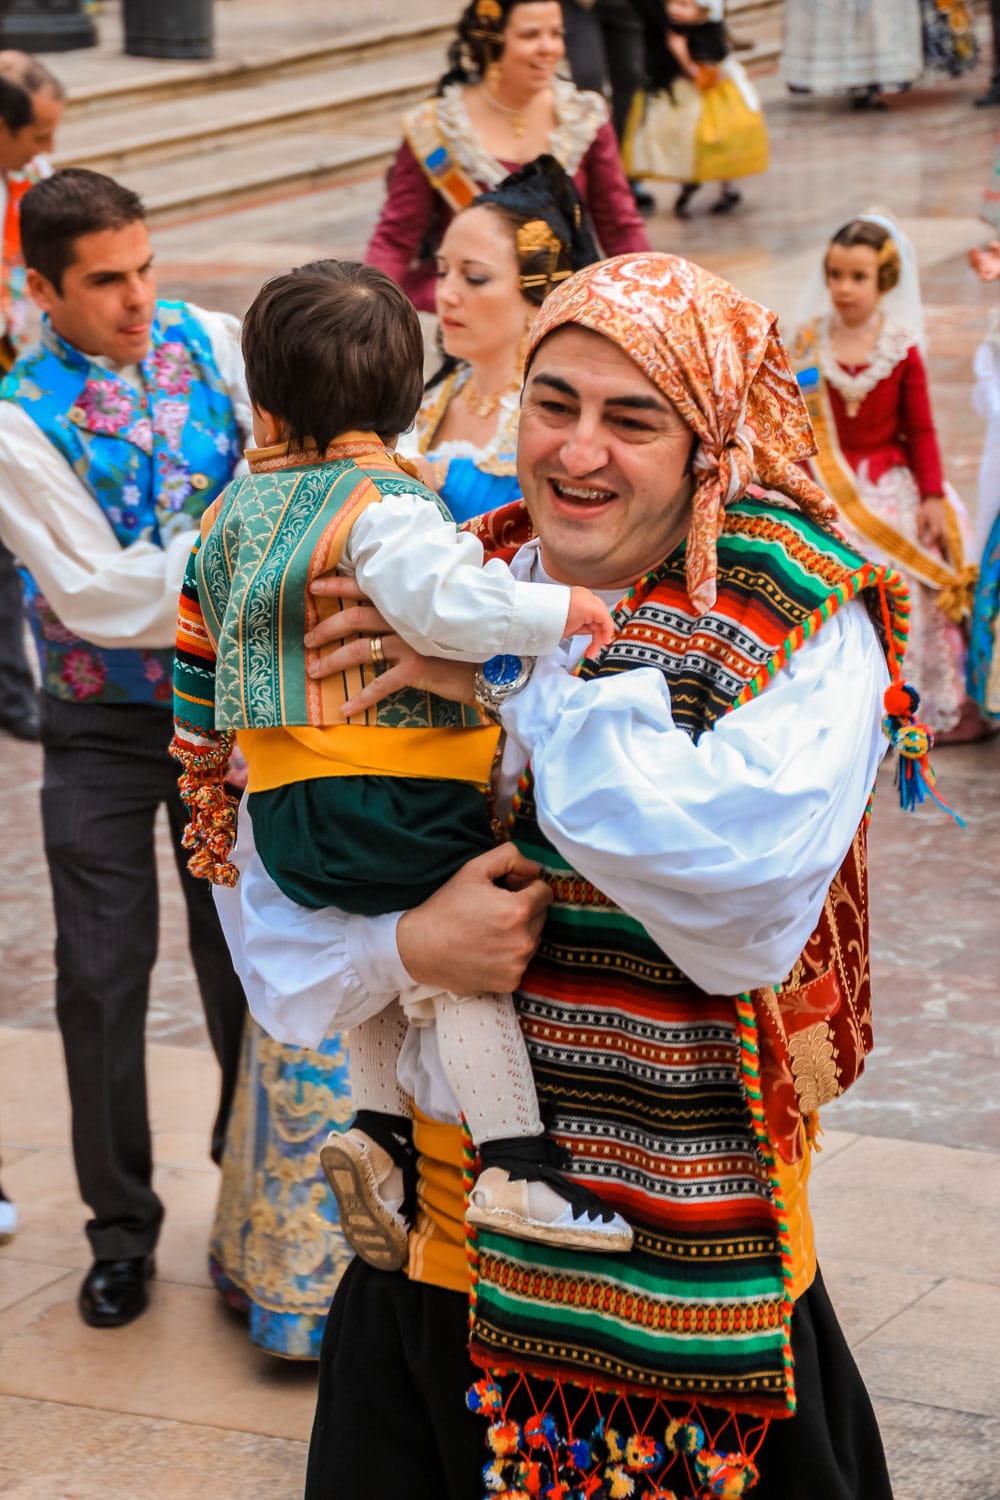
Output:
[0, 1196, 17, 1244]
[319, 1129, 408, 1271]
[466, 1167, 633, 1252]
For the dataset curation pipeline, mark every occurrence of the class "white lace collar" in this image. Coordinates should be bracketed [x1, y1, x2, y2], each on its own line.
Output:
[818, 315, 916, 408]
[434, 77, 607, 187]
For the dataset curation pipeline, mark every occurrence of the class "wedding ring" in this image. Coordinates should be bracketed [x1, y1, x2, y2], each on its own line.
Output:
[369, 636, 385, 666]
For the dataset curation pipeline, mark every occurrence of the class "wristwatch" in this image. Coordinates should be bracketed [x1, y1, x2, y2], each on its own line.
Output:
[474, 654, 536, 724]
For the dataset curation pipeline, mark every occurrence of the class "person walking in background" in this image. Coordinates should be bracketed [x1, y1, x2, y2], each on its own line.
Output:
[559, 0, 654, 210]
[0, 52, 64, 744]
[365, 0, 648, 313]
[0, 169, 250, 1330]
[783, 0, 922, 108]
[625, 0, 768, 218]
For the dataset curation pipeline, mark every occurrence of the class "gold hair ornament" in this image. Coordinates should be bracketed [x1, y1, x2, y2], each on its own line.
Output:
[470, 0, 505, 43]
[516, 218, 567, 295]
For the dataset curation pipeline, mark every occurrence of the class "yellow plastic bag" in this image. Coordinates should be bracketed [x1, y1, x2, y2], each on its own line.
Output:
[694, 75, 769, 182]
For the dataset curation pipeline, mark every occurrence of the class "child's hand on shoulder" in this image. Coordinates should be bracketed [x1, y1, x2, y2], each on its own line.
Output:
[565, 586, 616, 659]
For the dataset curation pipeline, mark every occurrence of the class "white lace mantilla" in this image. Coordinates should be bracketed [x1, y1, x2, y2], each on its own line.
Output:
[432, 77, 608, 187]
[817, 315, 915, 410]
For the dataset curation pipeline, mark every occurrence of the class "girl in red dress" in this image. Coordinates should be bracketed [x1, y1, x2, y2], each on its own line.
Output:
[792, 213, 978, 736]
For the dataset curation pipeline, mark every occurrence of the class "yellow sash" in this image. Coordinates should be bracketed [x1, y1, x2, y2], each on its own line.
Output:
[795, 324, 976, 624]
[403, 99, 480, 214]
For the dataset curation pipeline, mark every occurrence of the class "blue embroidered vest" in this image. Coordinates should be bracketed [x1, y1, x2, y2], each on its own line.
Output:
[1, 301, 241, 705]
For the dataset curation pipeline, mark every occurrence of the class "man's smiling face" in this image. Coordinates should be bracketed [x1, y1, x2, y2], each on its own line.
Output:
[517, 325, 696, 593]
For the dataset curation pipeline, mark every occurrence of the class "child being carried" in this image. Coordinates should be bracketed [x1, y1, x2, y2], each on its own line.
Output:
[171, 260, 633, 1270]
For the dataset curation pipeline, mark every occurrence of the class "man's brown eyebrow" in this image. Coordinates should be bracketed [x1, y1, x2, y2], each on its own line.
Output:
[528, 372, 668, 412]
[83, 258, 154, 283]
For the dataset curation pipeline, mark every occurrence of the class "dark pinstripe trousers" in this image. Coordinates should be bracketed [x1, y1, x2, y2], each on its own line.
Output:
[39, 693, 246, 1260]
[0, 540, 36, 721]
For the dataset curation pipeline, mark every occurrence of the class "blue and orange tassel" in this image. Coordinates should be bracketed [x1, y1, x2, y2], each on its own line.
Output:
[881, 681, 965, 826]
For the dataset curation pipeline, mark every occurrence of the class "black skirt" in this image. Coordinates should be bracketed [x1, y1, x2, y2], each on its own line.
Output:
[304, 1260, 894, 1500]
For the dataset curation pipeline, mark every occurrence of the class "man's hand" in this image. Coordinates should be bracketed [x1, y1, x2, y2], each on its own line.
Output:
[306, 574, 477, 716]
[396, 845, 553, 995]
[565, 585, 616, 659]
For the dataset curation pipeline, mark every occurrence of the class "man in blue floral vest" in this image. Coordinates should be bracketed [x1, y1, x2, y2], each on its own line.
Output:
[0, 169, 251, 1328]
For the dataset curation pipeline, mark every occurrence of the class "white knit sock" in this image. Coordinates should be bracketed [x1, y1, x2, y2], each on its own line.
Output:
[433, 991, 543, 1146]
[349, 1001, 411, 1117]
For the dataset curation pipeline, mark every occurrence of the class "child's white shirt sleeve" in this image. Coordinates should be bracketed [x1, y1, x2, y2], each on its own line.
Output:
[342, 490, 571, 660]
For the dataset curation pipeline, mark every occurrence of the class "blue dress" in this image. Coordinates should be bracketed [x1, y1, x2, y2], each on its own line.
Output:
[967, 330, 1000, 724]
[209, 1017, 353, 1358]
[416, 365, 522, 522]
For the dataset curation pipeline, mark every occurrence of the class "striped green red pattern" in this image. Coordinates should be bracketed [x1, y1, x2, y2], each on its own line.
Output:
[468, 497, 908, 1417]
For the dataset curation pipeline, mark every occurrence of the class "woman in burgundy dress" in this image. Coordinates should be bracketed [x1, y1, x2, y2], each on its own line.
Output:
[365, 0, 649, 313]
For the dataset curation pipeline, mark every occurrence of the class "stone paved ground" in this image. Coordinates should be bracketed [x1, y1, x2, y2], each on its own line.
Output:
[1, 10, 999, 1497]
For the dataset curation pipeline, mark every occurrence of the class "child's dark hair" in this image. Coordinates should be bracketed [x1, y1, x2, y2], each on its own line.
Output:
[826, 219, 901, 294]
[241, 261, 425, 451]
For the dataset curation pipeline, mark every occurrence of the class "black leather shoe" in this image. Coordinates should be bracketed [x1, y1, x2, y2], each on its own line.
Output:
[78, 1255, 155, 1328]
[630, 181, 656, 214]
[975, 84, 1000, 107]
[0, 706, 40, 741]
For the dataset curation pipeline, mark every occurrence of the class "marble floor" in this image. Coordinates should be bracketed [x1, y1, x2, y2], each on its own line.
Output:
[2, 18, 1000, 1500]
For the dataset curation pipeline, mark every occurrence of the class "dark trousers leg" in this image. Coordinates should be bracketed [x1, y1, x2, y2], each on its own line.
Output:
[40, 697, 245, 1259]
[596, 0, 646, 144]
[561, 0, 608, 95]
[164, 792, 245, 1164]
[0, 541, 36, 718]
[42, 698, 165, 1259]
[305, 1263, 892, 1500]
[991, 0, 1000, 84]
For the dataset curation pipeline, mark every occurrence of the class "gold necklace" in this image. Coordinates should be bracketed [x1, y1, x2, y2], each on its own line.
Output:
[481, 82, 529, 140]
[463, 374, 519, 418]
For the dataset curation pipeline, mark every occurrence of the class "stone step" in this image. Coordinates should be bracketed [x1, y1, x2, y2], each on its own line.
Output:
[56, 49, 445, 173]
[61, 13, 456, 119]
[124, 130, 400, 227]
[55, 3, 784, 227]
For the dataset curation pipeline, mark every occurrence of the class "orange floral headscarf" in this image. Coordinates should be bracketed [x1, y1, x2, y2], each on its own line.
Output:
[525, 252, 836, 612]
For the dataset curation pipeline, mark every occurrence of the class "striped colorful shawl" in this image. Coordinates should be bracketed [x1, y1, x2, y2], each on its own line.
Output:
[467, 500, 907, 1459]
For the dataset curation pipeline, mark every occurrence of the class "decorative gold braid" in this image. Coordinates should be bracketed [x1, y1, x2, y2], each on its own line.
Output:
[804, 367, 977, 620]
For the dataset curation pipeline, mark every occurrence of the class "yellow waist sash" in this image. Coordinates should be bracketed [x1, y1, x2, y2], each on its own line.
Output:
[238, 723, 499, 795]
[402, 1113, 816, 1301]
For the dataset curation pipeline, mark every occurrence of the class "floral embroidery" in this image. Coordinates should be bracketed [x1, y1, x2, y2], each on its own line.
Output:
[154, 398, 189, 452]
[157, 452, 193, 511]
[75, 378, 135, 436]
[8, 301, 241, 705]
[60, 647, 107, 701]
[36, 594, 77, 645]
[125, 416, 153, 454]
[151, 341, 194, 396]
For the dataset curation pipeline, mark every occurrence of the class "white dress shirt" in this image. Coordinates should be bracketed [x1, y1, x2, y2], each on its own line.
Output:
[214, 539, 890, 1122]
[0, 304, 251, 649]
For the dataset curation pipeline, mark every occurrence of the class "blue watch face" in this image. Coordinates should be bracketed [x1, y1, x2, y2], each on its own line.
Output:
[483, 654, 523, 688]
